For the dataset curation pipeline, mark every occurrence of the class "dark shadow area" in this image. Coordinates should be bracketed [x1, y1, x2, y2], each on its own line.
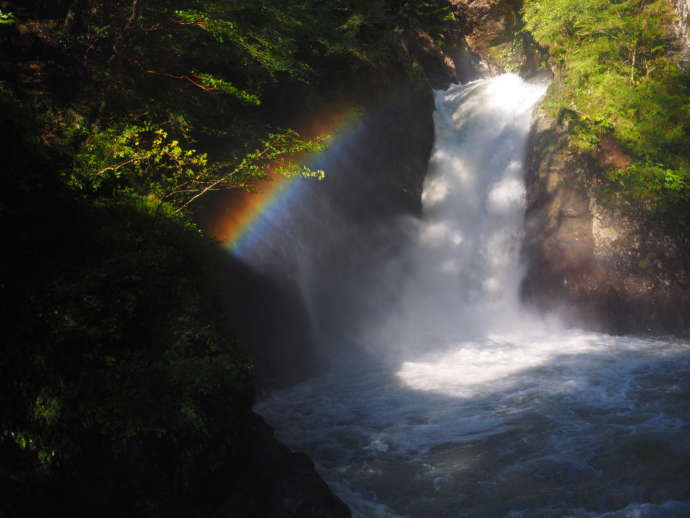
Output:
[195, 79, 437, 388]
[221, 254, 320, 389]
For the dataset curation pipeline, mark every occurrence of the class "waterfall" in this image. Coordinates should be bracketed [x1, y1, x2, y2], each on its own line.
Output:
[364, 75, 548, 356]
[255, 75, 690, 518]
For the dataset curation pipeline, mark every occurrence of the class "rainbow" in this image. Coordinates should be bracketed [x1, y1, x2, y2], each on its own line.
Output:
[207, 105, 363, 258]
[208, 174, 302, 257]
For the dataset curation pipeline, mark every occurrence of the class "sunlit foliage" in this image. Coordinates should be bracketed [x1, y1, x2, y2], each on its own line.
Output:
[65, 124, 328, 211]
[524, 0, 690, 227]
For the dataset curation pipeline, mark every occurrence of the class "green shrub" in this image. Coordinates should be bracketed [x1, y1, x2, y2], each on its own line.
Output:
[2, 194, 254, 516]
[524, 0, 690, 229]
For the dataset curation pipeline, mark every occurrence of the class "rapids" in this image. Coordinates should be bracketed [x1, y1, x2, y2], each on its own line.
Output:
[254, 75, 690, 517]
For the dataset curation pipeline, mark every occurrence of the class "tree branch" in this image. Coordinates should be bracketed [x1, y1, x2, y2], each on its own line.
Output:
[131, 60, 218, 92]
[174, 176, 228, 213]
[95, 156, 147, 176]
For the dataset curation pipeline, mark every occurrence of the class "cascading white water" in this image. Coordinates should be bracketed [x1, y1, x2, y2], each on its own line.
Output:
[256, 75, 690, 517]
[364, 75, 549, 355]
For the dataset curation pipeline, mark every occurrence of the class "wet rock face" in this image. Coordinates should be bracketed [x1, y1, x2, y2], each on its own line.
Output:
[403, 0, 521, 88]
[521, 108, 690, 334]
[404, 28, 459, 89]
[451, 0, 520, 53]
[451, 0, 540, 76]
[406, 0, 546, 86]
[214, 414, 352, 518]
[403, 26, 489, 87]
[222, 255, 320, 389]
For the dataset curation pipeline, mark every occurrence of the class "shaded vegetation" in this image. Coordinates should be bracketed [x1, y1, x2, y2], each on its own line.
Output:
[523, 0, 690, 230]
[0, 0, 455, 516]
[1, 0, 456, 211]
[1, 96, 254, 516]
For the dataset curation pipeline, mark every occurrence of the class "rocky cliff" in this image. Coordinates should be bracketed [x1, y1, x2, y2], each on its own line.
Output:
[521, 107, 690, 333]
[404, 0, 533, 88]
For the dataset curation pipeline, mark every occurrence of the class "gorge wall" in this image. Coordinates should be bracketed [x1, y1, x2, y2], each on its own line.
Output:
[212, 69, 436, 390]
[405, 0, 546, 88]
[521, 107, 690, 333]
